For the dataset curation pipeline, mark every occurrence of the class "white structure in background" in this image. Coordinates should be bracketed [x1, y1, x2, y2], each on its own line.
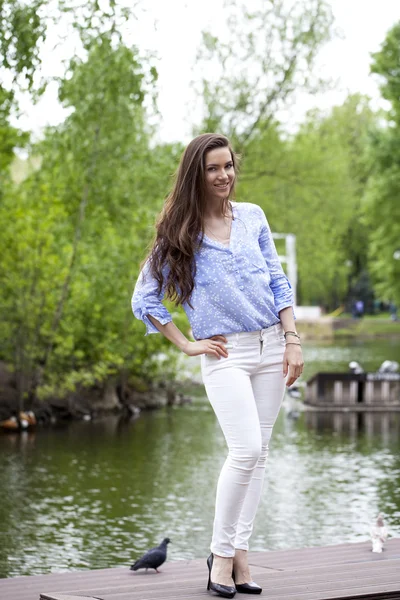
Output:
[273, 232, 321, 319]
[273, 233, 297, 305]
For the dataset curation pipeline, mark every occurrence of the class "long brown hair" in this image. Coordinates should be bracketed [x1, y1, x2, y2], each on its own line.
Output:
[143, 133, 240, 308]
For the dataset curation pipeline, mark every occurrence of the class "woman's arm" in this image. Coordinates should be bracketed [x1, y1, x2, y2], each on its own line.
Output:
[146, 314, 229, 359]
[279, 306, 304, 387]
[256, 205, 303, 385]
[257, 205, 294, 314]
[132, 261, 228, 358]
[279, 305, 297, 335]
[131, 261, 173, 335]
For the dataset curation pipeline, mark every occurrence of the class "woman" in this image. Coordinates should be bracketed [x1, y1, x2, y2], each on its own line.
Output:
[132, 133, 303, 598]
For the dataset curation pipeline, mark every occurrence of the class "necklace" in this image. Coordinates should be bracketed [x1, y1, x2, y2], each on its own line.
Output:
[205, 216, 233, 244]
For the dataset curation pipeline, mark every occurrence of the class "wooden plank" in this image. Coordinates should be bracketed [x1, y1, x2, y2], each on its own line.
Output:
[84, 583, 400, 600]
[41, 596, 101, 600]
[260, 572, 400, 596]
[1, 540, 399, 600]
[282, 585, 400, 600]
[42, 557, 400, 592]
[41, 561, 400, 600]
[3, 539, 396, 593]
[248, 539, 400, 568]
[41, 582, 400, 600]
[275, 585, 400, 600]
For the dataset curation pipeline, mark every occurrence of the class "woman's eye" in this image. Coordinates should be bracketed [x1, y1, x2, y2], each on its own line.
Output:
[207, 164, 233, 172]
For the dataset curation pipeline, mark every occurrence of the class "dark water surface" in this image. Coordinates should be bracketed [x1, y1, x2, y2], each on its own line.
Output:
[1, 338, 400, 578]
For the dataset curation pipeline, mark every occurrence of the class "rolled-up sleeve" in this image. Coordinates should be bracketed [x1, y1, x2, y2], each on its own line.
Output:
[257, 206, 295, 314]
[131, 260, 173, 335]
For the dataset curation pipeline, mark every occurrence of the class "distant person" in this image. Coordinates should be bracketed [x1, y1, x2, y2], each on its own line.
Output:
[389, 302, 398, 322]
[132, 133, 303, 597]
[355, 299, 364, 319]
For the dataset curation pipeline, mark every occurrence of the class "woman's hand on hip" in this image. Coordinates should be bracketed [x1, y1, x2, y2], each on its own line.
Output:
[283, 344, 304, 386]
[182, 335, 229, 359]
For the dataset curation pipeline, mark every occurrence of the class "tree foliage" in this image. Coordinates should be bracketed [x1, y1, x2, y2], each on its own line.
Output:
[193, 0, 375, 308]
[0, 0, 46, 86]
[195, 0, 334, 148]
[363, 21, 400, 304]
[0, 0, 47, 172]
[0, 5, 184, 404]
[237, 95, 377, 307]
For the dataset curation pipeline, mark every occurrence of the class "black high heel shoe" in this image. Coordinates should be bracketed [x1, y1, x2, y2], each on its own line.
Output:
[207, 553, 236, 598]
[232, 567, 262, 594]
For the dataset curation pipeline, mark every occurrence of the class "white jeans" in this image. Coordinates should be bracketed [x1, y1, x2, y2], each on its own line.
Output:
[200, 323, 286, 557]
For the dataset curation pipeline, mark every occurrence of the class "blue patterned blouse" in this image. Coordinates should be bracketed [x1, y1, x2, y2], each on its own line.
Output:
[131, 201, 294, 340]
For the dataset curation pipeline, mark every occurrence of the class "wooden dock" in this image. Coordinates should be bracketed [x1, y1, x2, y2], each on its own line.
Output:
[305, 372, 400, 410]
[1, 539, 400, 600]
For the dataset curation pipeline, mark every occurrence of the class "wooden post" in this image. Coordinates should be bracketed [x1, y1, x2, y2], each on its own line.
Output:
[349, 381, 358, 404]
[310, 381, 318, 403]
[333, 380, 343, 405]
[381, 381, 390, 403]
[365, 381, 374, 405]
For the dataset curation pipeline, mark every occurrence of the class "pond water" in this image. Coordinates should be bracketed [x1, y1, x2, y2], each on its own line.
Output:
[1, 338, 400, 578]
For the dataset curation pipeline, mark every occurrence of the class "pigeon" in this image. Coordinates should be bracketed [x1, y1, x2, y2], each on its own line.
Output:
[130, 537, 171, 573]
[370, 514, 388, 553]
[378, 360, 399, 373]
[349, 361, 364, 374]
[287, 384, 302, 399]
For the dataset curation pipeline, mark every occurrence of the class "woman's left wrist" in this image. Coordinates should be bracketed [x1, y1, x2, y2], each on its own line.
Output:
[284, 330, 300, 341]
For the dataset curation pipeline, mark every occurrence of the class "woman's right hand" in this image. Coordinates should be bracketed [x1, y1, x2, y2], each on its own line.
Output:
[182, 335, 229, 359]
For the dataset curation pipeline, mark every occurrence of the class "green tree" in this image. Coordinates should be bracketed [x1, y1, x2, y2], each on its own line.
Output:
[0, 0, 47, 172]
[194, 0, 334, 149]
[0, 29, 183, 404]
[0, 1, 195, 407]
[363, 22, 400, 304]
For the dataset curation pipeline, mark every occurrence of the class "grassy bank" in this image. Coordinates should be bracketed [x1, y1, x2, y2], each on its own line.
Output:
[334, 316, 400, 339]
[296, 315, 400, 340]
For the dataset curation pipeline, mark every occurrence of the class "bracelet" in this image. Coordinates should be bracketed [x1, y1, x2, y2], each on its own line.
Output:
[284, 331, 300, 340]
[285, 342, 302, 346]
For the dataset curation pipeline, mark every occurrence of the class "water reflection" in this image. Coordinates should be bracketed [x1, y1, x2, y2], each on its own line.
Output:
[305, 411, 400, 442]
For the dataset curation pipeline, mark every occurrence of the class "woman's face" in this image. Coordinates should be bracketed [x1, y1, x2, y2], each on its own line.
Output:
[204, 147, 235, 201]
